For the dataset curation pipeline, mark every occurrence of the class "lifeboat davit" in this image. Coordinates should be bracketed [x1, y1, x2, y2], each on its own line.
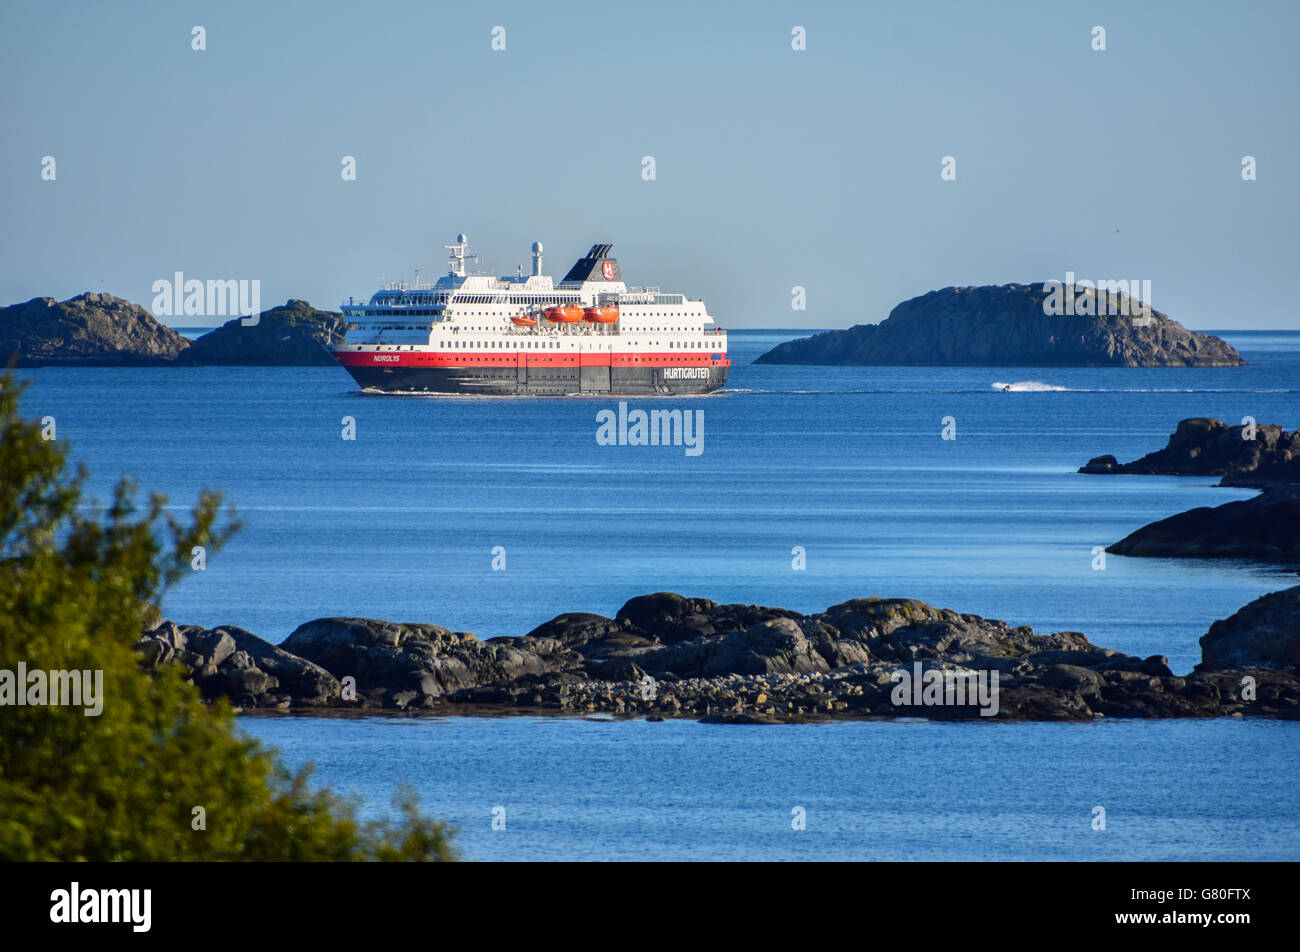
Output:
[583, 306, 619, 324]
[545, 305, 582, 323]
[511, 315, 537, 327]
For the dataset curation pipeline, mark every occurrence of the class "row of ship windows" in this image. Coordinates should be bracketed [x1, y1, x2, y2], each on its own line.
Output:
[356, 312, 702, 323]
[416, 340, 709, 349]
[360, 326, 705, 334]
[443, 340, 560, 349]
[453, 313, 698, 320]
[369, 341, 719, 351]
[355, 317, 702, 328]
[446, 296, 699, 310]
[403, 355, 713, 364]
[450, 325, 697, 332]
[454, 295, 580, 305]
[370, 295, 578, 307]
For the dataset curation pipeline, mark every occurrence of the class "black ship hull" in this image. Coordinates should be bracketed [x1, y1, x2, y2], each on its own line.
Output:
[339, 362, 728, 396]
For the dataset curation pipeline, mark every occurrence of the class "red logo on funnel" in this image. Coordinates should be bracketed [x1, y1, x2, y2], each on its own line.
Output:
[602, 260, 616, 280]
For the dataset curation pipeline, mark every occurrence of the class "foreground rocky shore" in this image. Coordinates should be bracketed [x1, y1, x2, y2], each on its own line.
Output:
[1083, 418, 1300, 560]
[754, 284, 1244, 367]
[137, 589, 1300, 723]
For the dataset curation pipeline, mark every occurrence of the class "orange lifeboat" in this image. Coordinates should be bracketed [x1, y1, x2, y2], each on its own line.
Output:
[582, 305, 619, 324]
[545, 305, 582, 324]
[511, 315, 537, 327]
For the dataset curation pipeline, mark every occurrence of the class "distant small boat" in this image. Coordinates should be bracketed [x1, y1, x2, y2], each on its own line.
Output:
[583, 306, 619, 324]
[511, 315, 537, 327]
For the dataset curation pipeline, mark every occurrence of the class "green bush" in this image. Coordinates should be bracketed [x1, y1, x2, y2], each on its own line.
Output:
[0, 372, 456, 861]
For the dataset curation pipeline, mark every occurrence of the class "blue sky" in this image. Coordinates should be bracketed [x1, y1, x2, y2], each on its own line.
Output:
[2, 0, 1296, 328]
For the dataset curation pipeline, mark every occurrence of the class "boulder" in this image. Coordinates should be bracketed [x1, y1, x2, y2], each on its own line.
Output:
[1199, 586, 1300, 670]
[136, 621, 339, 707]
[614, 592, 722, 644]
[700, 618, 830, 676]
[1079, 454, 1119, 474]
[522, 612, 626, 647]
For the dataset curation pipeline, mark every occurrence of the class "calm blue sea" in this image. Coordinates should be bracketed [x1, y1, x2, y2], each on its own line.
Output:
[243, 714, 1300, 862]
[16, 328, 1300, 861]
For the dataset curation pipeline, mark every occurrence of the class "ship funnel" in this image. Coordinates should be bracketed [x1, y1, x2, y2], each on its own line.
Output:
[531, 241, 543, 276]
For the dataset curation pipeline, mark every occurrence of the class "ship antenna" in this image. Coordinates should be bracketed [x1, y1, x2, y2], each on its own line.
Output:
[444, 233, 472, 277]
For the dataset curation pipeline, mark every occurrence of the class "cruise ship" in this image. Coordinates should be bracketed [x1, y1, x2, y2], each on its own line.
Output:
[332, 235, 729, 395]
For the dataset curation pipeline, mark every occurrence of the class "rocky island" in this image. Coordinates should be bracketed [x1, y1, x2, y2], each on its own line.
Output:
[755, 284, 1244, 367]
[1, 292, 348, 367]
[0, 293, 190, 366]
[1082, 418, 1300, 560]
[136, 588, 1299, 722]
[173, 299, 347, 366]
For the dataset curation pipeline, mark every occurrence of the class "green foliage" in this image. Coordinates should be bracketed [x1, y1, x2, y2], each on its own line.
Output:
[0, 372, 456, 861]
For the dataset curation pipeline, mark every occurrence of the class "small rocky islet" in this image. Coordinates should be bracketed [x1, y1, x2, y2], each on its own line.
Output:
[1083, 418, 1300, 560]
[137, 589, 1300, 723]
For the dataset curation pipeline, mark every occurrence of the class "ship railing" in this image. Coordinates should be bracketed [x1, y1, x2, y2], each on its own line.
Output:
[381, 280, 441, 291]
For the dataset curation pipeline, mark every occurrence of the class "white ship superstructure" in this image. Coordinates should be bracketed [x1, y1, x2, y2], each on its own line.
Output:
[331, 235, 729, 395]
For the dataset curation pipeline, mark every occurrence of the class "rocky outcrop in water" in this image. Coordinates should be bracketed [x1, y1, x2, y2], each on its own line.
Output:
[755, 284, 1244, 367]
[1107, 485, 1300, 560]
[281, 617, 581, 709]
[1081, 417, 1300, 487]
[0, 293, 191, 366]
[1083, 418, 1300, 560]
[176, 300, 348, 366]
[137, 589, 1300, 721]
[1199, 586, 1300, 670]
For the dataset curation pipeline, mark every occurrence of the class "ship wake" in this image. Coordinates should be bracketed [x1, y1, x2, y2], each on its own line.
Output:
[992, 380, 1070, 392]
